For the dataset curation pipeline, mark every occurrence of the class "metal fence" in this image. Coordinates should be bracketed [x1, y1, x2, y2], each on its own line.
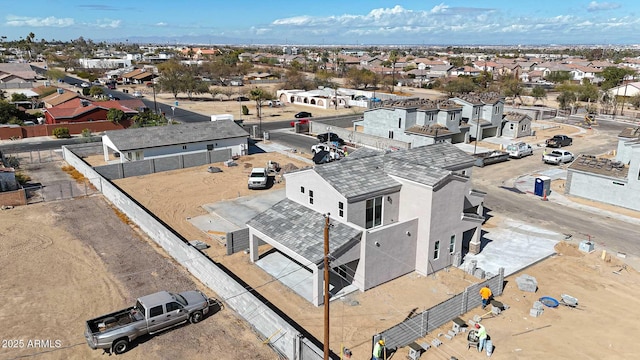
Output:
[3, 149, 62, 164]
[24, 179, 101, 204]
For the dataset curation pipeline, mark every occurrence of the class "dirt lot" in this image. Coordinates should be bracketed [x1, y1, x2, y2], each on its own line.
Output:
[0, 160, 277, 359]
[6, 85, 640, 359]
[106, 148, 640, 359]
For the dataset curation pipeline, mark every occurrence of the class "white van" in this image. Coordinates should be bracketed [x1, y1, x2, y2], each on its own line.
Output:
[506, 142, 533, 158]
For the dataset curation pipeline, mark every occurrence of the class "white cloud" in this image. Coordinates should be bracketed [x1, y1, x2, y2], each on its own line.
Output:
[155, 22, 168, 27]
[94, 19, 121, 28]
[587, 1, 621, 12]
[6, 15, 74, 27]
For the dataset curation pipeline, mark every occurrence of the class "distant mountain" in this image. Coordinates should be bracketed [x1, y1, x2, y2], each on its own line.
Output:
[103, 34, 296, 46]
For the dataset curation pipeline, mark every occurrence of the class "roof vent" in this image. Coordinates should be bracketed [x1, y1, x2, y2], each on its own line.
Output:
[57, 88, 64, 94]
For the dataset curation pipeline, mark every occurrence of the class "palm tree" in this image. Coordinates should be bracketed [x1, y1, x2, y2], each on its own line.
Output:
[389, 50, 399, 94]
[249, 88, 272, 134]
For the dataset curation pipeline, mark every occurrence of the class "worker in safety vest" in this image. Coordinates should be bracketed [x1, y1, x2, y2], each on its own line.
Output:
[475, 323, 488, 352]
[372, 339, 384, 360]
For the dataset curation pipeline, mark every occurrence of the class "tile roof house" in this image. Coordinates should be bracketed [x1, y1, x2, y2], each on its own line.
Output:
[247, 142, 485, 306]
[44, 98, 142, 124]
[41, 88, 83, 108]
[0, 63, 38, 83]
[101, 120, 250, 162]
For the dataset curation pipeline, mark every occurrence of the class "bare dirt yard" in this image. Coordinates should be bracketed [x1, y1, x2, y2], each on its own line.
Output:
[107, 150, 640, 360]
[0, 158, 277, 359]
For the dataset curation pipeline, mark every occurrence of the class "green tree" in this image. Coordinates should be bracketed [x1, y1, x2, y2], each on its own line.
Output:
[10, 93, 28, 102]
[630, 93, 640, 110]
[52, 127, 71, 138]
[388, 50, 399, 94]
[544, 71, 572, 83]
[281, 68, 312, 90]
[157, 59, 187, 99]
[46, 69, 66, 82]
[0, 100, 23, 124]
[249, 88, 272, 133]
[601, 67, 636, 90]
[531, 86, 547, 104]
[106, 108, 126, 124]
[557, 91, 577, 111]
[130, 110, 168, 128]
[443, 77, 477, 96]
[89, 86, 104, 97]
[501, 77, 525, 105]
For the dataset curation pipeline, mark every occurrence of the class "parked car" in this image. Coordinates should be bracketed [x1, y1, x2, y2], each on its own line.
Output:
[353, 95, 368, 101]
[317, 132, 345, 145]
[545, 135, 572, 148]
[295, 111, 312, 118]
[80, 82, 91, 88]
[236, 96, 249, 102]
[543, 150, 574, 165]
[85, 290, 214, 355]
[290, 119, 309, 127]
[132, 91, 143, 98]
[267, 100, 282, 107]
[506, 142, 533, 158]
[106, 83, 116, 90]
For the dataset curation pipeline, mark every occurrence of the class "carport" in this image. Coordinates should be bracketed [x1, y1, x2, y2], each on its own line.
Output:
[247, 199, 362, 306]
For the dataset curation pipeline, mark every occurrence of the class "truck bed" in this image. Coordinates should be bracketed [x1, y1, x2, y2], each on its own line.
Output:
[87, 307, 138, 334]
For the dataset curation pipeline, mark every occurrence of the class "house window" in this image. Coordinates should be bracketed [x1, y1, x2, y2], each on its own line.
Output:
[207, 144, 213, 151]
[365, 196, 382, 229]
[398, 118, 402, 128]
[433, 240, 440, 260]
[182, 145, 187, 150]
[388, 130, 394, 139]
[309, 190, 314, 204]
[300, 186, 305, 194]
[522, 124, 526, 131]
[449, 235, 456, 254]
[510, 123, 515, 130]
[338, 201, 344, 217]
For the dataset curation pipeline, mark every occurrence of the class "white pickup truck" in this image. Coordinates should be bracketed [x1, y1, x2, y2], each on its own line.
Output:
[85, 290, 215, 355]
[543, 150, 574, 165]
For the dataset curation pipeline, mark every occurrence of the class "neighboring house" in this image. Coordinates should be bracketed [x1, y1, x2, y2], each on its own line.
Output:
[0, 63, 38, 83]
[44, 98, 141, 124]
[452, 93, 506, 140]
[357, 98, 468, 145]
[566, 127, 640, 212]
[609, 82, 640, 97]
[122, 68, 155, 84]
[425, 64, 454, 79]
[101, 120, 249, 162]
[246, 142, 485, 306]
[41, 88, 83, 108]
[277, 88, 351, 110]
[78, 58, 132, 69]
[450, 66, 481, 77]
[501, 112, 532, 139]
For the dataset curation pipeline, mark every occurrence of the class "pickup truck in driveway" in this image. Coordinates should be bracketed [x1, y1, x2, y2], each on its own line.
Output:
[545, 135, 572, 148]
[85, 290, 215, 354]
[543, 150, 574, 165]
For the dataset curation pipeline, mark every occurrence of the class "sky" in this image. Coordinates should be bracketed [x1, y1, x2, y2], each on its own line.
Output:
[1, 1, 639, 46]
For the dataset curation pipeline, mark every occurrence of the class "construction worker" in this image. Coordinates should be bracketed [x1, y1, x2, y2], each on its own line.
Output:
[372, 339, 384, 360]
[479, 286, 492, 309]
[475, 323, 488, 352]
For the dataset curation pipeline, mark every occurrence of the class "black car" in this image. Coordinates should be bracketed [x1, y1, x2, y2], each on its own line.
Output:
[236, 96, 250, 102]
[295, 111, 312, 118]
[317, 133, 345, 145]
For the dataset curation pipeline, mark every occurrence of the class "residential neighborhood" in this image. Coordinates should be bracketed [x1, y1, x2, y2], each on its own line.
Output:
[2, 12, 640, 360]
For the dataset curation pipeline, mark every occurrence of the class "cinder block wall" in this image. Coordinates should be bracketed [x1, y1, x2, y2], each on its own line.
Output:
[62, 145, 327, 360]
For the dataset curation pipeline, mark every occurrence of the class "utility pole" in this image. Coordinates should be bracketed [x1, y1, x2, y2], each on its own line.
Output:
[323, 213, 331, 360]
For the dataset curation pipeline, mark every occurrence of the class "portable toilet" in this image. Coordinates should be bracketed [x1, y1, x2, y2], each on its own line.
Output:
[534, 176, 551, 197]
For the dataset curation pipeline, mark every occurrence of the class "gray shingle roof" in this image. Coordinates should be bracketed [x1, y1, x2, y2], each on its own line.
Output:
[313, 142, 473, 201]
[315, 156, 402, 201]
[247, 199, 362, 264]
[385, 142, 475, 170]
[104, 120, 249, 151]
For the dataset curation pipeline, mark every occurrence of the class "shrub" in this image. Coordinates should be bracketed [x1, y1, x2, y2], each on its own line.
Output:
[242, 105, 249, 115]
[52, 127, 71, 138]
[15, 172, 31, 185]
